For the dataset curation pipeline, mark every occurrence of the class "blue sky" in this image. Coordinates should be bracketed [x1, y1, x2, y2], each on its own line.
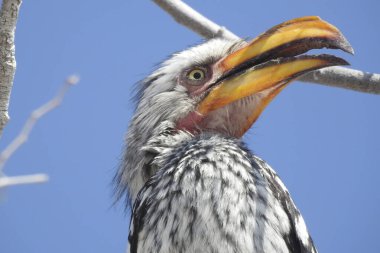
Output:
[1, 1, 379, 252]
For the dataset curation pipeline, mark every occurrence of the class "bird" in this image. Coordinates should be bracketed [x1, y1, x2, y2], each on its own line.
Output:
[114, 16, 353, 253]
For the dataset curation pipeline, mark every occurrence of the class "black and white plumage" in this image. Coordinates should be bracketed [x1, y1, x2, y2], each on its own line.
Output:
[115, 17, 352, 253]
[129, 133, 315, 253]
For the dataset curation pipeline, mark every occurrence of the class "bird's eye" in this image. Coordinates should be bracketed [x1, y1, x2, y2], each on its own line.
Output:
[180, 66, 211, 90]
[187, 68, 206, 81]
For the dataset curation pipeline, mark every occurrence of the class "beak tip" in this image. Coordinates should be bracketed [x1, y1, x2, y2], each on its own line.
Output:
[323, 54, 350, 67]
[337, 34, 354, 55]
[339, 58, 350, 66]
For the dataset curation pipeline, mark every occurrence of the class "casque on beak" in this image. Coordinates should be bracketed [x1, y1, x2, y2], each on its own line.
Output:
[196, 16, 353, 136]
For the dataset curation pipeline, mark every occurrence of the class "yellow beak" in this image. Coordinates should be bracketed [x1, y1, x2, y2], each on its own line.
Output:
[197, 16, 352, 136]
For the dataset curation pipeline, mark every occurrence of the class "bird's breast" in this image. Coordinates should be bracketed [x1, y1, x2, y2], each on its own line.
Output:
[130, 135, 294, 253]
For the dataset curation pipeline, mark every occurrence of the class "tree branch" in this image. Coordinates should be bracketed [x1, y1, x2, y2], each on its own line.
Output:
[301, 66, 380, 94]
[0, 75, 79, 188]
[153, 0, 380, 95]
[0, 0, 22, 138]
[153, 0, 238, 40]
[0, 173, 48, 188]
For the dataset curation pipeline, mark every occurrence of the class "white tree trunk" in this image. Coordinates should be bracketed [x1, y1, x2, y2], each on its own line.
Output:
[0, 0, 22, 137]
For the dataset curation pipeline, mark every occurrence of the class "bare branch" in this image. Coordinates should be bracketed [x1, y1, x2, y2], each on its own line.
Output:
[0, 75, 79, 171]
[0, 173, 48, 188]
[153, 0, 238, 40]
[300, 66, 380, 94]
[0, 0, 22, 137]
[152, 0, 380, 95]
[0, 75, 79, 188]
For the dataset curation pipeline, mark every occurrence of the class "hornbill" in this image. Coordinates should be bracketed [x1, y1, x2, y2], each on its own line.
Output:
[115, 17, 353, 253]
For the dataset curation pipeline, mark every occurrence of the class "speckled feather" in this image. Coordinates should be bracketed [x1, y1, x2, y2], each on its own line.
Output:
[128, 134, 316, 253]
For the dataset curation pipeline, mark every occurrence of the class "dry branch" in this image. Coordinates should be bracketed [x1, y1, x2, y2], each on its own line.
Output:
[153, 0, 238, 40]
[0, 75, 79, 188]
[153, 0, 380, 95]
[0, 173, 48, 188]
[0, 0, 22, 137]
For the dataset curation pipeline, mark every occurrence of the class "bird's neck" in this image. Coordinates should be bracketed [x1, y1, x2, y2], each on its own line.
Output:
[118, 121, 194, 203]
[141, 127, 194, 175]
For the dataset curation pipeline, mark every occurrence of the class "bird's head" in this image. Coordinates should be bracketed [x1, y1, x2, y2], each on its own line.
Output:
[117, 16, 353, 203]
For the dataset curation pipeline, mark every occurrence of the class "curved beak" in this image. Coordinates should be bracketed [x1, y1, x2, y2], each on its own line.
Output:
[197, 16, 353, 136]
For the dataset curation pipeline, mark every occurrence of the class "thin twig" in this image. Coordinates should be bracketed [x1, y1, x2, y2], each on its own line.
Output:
[152, 0, 380, 95]
[0, 173, 48, 188]
[0, 75, 79, 170]
[0, 75, 79, 188]
[0, 0, 23, 137]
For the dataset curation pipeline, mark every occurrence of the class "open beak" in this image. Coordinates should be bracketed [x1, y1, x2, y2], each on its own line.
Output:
[197, 16, 353, 136]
